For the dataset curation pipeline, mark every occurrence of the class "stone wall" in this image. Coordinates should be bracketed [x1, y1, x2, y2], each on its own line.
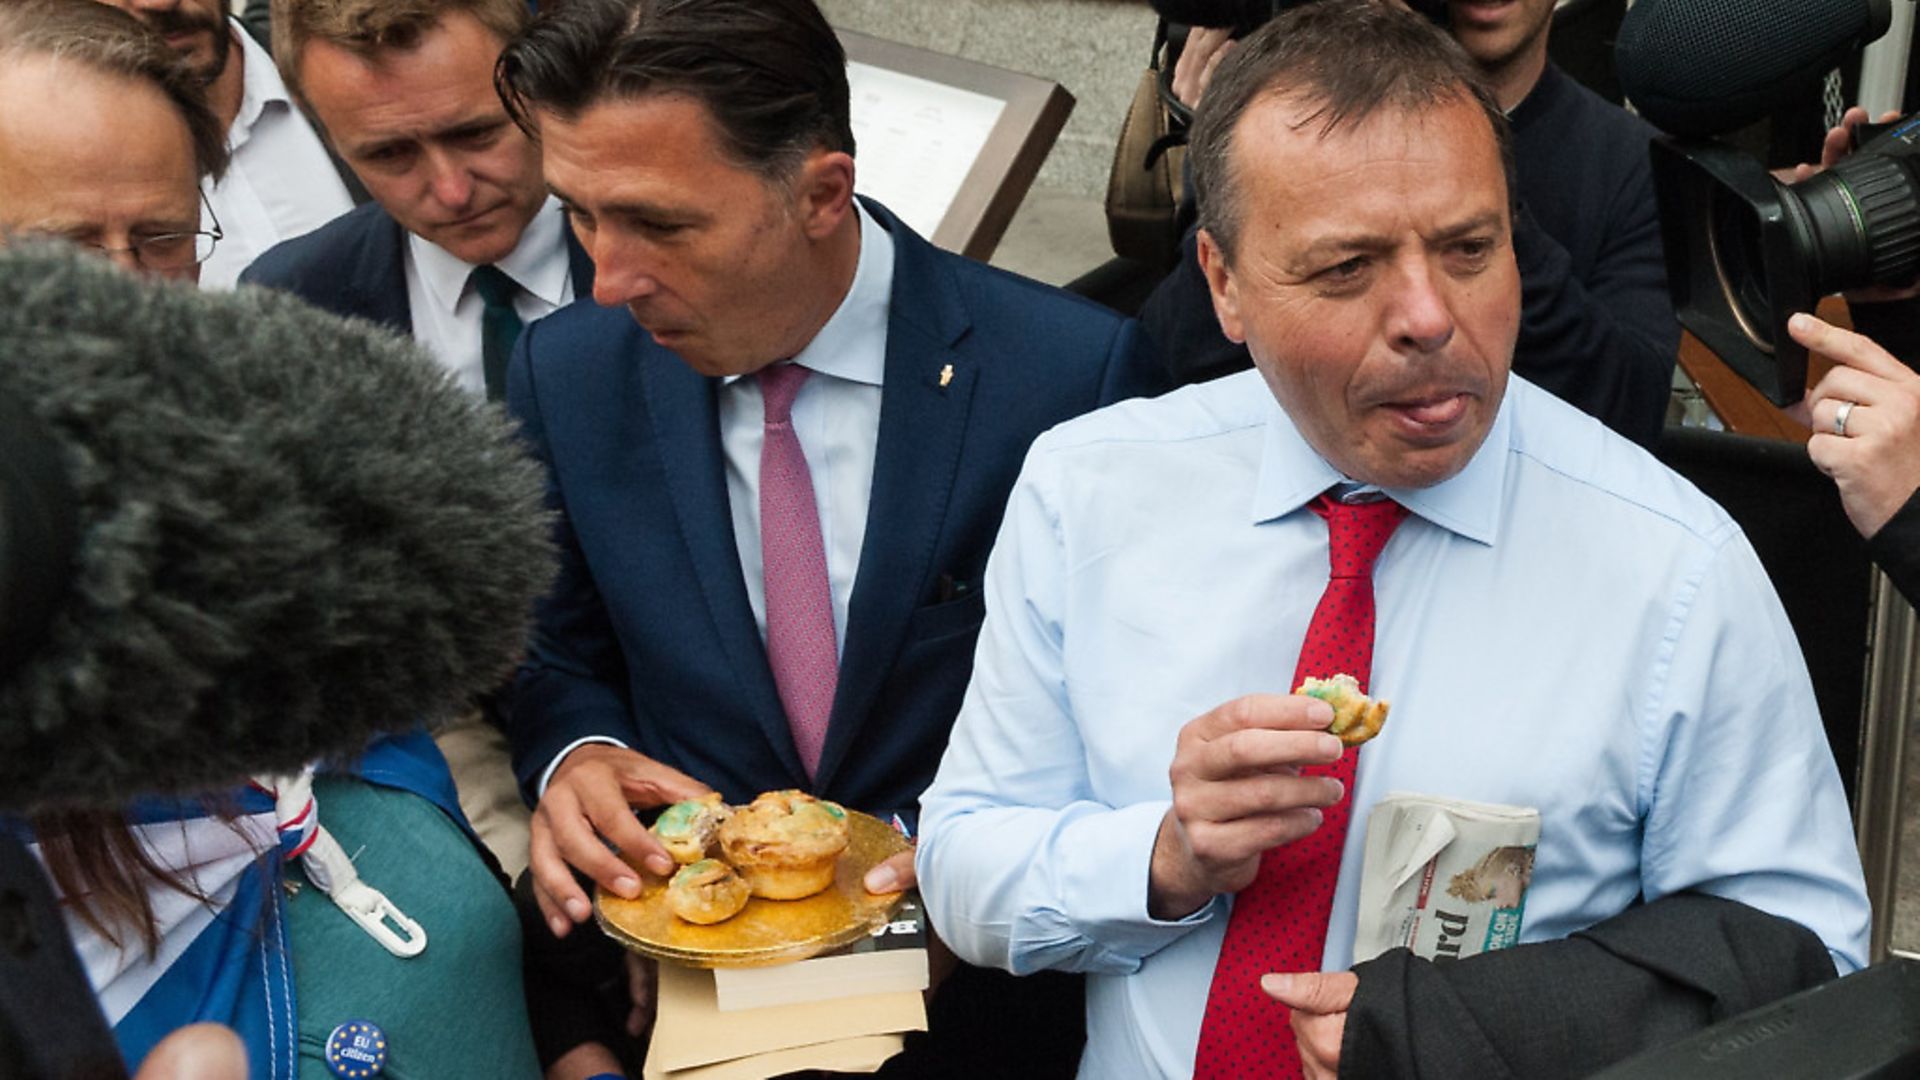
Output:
[819, 0, 1157, 199]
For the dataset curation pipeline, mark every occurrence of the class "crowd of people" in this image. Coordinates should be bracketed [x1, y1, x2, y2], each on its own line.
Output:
[0, 0, 1913, 1076]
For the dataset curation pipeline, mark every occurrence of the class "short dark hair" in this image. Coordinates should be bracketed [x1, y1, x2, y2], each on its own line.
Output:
[272, 0, 532, 110]
[1189, 0, 1513, 263]
[495, 0, 855, 182]
[0, 0, 228, 182]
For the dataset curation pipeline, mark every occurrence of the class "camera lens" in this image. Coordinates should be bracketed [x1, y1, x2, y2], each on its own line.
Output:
[1786, 152, 1920, 296]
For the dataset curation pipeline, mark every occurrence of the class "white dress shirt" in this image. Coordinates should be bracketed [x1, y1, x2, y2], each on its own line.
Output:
[916, 371, 1872, 1079]
[198, 20, 354, 291]
[538, 202, 894, 793]
[406, 197, 575, 394]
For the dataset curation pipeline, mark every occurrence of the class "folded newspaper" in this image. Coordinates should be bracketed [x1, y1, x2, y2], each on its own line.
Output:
[1352, 793, 1541, 965]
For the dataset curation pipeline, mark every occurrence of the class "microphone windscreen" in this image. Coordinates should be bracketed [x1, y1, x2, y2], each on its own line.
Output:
[0, 245, 555, 813]
[1616, 0, 1892, 138]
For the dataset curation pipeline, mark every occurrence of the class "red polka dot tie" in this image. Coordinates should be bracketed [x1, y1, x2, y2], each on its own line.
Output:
[758, 363, 838, 779]
[1191, 493, 1410, 1079]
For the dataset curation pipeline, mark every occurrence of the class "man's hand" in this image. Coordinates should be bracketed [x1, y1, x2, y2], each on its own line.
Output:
[862, 848, 916, 895]
[1794, 313, 1920, 538]
[1170, 26, 1236, 109]
[528, 743, 711, 938]
[1263, 971, 1356, 1080]
[1149, 694, 1346, 920]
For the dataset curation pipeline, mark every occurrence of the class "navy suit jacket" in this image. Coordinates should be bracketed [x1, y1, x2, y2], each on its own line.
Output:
[506, 200, 1167, 817]
[238, 201, 595, 334]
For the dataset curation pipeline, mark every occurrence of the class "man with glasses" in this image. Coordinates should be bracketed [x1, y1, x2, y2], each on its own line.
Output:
[0, 0, 228, 283]
[89, 0, 357, 289]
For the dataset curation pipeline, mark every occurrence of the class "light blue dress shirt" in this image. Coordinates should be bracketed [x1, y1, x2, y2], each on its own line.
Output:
[916, 370, 1871, 1080]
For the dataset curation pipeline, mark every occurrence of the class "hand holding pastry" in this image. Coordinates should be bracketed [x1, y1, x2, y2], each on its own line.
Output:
[529, 743, 712, 939]
[1149, 694, 1347, 920]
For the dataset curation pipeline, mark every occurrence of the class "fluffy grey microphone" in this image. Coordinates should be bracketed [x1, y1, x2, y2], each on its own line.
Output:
[0, 244, 555, 813]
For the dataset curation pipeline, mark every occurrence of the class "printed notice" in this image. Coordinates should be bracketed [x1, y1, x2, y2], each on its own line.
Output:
[848, 61, 1006, 239]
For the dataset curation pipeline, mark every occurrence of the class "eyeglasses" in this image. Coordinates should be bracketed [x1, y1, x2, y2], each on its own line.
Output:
[38, 193, 224, 273]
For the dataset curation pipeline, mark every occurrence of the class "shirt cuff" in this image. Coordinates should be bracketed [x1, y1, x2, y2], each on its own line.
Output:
[1056, 800, 1222, 958]
[536, 735, 629, 799]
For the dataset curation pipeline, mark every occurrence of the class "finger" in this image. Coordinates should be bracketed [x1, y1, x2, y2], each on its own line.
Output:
[1292, 1014, 1344, 1080]
[546, 795, 649, 908]
[527, 818, 580, 938]
[1807, 397, 1872, 440]
[1187, 725, 1346, 782]
[864, 849, 916, 894]
[1181, 807, 1329, 867]
[1790, 313, 1913, 382]
[1185, 693, 1338, 743]
[1175, 770, 1346, 824]
[1262, 971, 1359, 1014]
[1806, 363, 1905, 414]
[576, 778, 676, 880]
[623, 758, 714, 807]
[1820, 123, 1853, 170]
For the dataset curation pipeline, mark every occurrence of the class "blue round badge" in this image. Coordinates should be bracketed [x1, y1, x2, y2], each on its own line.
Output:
[325, 1020, 388, 1078]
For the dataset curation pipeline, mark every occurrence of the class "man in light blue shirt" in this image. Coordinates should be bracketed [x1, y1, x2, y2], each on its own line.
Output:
[915, 4, 1870, 1077]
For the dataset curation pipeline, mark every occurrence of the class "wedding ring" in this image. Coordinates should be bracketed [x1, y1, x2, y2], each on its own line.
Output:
[1834, 400, 1856, 437]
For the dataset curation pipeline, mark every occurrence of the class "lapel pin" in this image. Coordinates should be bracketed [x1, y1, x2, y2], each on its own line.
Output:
[938, 363, 954, 389]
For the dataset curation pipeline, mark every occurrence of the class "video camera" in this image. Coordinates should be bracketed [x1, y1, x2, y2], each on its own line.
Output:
[1652, 113, 1920, 405]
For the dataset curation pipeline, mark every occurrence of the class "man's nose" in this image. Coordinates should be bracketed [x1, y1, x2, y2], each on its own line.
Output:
[588, 234, 660, 308]
[426, 153, 475, 211]
[1386, 259, 1456, 355]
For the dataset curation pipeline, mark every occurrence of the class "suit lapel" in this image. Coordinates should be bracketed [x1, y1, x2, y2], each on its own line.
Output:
[344, 211, 414, 336]
[814, 205, 975, 790]
[640, 351, 806, 780]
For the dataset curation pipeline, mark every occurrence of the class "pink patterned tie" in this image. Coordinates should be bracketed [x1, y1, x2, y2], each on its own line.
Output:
[758, 363, 838, 779]
[1191, 494, 1411, 1078]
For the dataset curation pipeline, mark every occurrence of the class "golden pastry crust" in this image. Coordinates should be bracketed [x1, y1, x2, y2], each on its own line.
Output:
[652, 793, 732, 865]
[666, 859, 751, 924]
[1295, 673, 1391, 747]
[718, 790, 851, 900]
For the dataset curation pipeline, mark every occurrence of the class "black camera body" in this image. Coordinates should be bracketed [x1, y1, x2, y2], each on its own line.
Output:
[1652, 113, 1920, 404]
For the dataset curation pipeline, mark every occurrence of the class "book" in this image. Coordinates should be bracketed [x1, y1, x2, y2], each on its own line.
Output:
[711, 894, 931, 1013]
[645, 961, 924, 1079]
[1352, 793, 1541, 965]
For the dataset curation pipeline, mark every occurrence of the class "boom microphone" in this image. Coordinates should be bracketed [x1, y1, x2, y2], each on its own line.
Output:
[1616, 0, 1894, 138]
[0, 244, 555, 814]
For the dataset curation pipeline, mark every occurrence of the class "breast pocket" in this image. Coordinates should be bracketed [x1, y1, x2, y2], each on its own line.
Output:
[904, 589, 987, 644]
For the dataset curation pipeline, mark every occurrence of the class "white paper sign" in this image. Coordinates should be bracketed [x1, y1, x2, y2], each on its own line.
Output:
[848, 61, 1006, 238]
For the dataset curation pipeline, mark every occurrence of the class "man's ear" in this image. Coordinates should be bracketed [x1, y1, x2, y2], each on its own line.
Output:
[793, 149, 856, 240]
[1196, 228, 1248, 344]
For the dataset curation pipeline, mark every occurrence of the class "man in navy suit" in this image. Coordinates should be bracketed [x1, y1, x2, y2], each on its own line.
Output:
[241, 0, 592, 880]
[495, 0, 1165, 1072]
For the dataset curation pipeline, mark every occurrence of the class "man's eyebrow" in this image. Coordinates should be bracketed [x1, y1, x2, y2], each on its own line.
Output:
[547, 187, 704, 225]
[1429, 211, 1507, 243]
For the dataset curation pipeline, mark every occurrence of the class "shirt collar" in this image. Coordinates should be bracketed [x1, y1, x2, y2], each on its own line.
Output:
[408, 196, 572, 314]
[227, 20, 290, 146]
[724, 200, 894, 388]
[1249, 380, 1512, 546]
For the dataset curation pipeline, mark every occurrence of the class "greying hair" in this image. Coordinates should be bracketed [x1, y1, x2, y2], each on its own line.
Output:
[0, 0, 228, 182]
[1189, 0, 1514, 264]
[272, 0, 532, 107]
[496, 0, 856, 183]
